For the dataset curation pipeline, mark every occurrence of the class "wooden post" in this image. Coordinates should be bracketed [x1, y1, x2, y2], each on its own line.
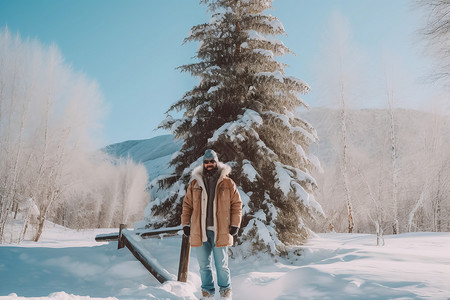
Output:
[118, 224, 127, 249]
[121, 231, 174, 283]
[177, 234, 191, 282]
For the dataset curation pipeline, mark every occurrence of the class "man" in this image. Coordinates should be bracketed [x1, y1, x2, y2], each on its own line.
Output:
[181, 149, 242, 299]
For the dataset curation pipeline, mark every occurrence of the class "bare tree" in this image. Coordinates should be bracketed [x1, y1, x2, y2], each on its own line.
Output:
[355, 162, 386, 246]
[0, 28, 33, 241]
[416, 0, 450, 84]
[315, 13, 367, 233]
[384, 77, 400, 234]
[0, 28, 129, 242]
[338, 62, 355, 234]
[407, 110, 448, 231]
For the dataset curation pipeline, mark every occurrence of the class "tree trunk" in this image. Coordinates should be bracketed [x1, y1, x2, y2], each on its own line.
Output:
[34, 215, 45, 242]
[376, 221, 385, 246]
[340, 92, 354, 233]
[388, 97, 399, 234]
[338, 54, 354, 234]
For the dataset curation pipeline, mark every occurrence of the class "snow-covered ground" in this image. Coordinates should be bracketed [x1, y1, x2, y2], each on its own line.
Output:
[1, 223, 449, 300]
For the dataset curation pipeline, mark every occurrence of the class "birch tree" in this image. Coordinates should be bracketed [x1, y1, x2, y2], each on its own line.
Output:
[0, 28, 125, 241]
[315, 13, 367, 233]
[408, 110, 449, 232]
[384, 72, 401, 234]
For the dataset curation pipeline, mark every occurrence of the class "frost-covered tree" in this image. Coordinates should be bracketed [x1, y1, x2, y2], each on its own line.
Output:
[56, 153, 150, 230]
[0, 28, 149, 242]
[416, 0, 450, 84]
[385, 77, 400, 234]
[314, 12, 365, 233]
[0, 27, 104, 241]
[407, 111, 450, 232]
[149, 0, 323, 254]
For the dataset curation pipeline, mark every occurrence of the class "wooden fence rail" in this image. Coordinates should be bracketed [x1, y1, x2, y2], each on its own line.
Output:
[95, 224, 190, 284]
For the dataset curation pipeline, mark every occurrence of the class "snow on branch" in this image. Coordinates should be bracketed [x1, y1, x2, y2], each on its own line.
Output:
[255, 71, 284, 83]
[207, 83, 224, 94]
[253, 48, 275, 60]
[256, 139, 278, 158]
[242, 159, 260, 182]
[262, 111, 318, 143]
[308, 153, 322, 172]
[209, 11, 227, 25]
[274, 162, 294, 196]
[285, 76, 310, 93]
[238, 187, 251, 215]
[274, 161, 323, 215]
[260, 14, 285, 33]
[291, 181, 324, 216]
[204, 65, 221, 76]
[208, 109, 263, 143]
[246, 30, 286, 47]
[158, 115, 191, 135]
[242, 217, 283, 254]
[157, 115, 175, 129]
[243, 15, 285, 36]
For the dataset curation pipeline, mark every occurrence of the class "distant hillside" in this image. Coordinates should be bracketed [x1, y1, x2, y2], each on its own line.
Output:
[103, 134, 182, 181]
[104, 108, 449, 180]
[299, 107, 449, 165]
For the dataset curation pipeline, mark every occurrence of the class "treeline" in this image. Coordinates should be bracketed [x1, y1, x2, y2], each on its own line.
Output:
[0, 28, 149, 243]
[306, 108, 450, 238]
[305, 11, 450, 241]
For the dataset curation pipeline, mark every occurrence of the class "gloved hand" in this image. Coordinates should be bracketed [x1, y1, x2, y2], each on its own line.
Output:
[229, 226, 239, 236]
[183, 225, 190, 237]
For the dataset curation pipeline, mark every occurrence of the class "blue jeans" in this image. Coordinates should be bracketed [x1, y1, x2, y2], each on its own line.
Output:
[196, 230, 231, 294]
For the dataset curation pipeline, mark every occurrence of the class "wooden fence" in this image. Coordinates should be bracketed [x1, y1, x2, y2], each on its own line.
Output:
[95, 224, 190, 284]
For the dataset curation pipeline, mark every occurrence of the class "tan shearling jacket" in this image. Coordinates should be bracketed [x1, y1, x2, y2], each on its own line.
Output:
[181, 162, 242, 247]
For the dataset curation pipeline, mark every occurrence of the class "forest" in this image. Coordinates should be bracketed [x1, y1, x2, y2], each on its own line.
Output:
[302, 107, 450, 241]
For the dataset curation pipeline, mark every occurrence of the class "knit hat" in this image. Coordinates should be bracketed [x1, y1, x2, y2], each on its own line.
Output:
[203, 149, 219, 162]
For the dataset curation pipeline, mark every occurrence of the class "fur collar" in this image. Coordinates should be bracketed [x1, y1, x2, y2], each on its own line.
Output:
[191, 162, 231, 186]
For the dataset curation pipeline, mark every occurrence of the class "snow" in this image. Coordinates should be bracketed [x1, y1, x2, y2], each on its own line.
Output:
[121, 229, 176, 282]
[274, 162, 293, 196]
[255, 71, 285, 83]
[208, 109, 263, 143]
[262, 111, 317, 143]
[246, 30, 285, 47]
[237, 188, 251, 215]
[261, 15, 285, 33]
[242, 218, 280, 255]
[1, 222, 449, 300]
[242, 160, 259, 183]
[253, 49, 275, 59]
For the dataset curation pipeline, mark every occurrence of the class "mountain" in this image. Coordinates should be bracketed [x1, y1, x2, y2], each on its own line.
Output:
[299, 107, 450, 165]
[103, 134, 182, 182]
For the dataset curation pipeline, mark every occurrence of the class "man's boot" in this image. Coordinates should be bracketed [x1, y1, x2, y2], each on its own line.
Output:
[201, 290, 214, 299]
[220, 288, 232, 299]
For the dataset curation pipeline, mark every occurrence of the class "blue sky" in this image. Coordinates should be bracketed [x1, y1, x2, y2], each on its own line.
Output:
[0, 0, 434, 147]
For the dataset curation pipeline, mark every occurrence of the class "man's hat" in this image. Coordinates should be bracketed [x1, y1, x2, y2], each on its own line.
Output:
[203, 149, 219, 162]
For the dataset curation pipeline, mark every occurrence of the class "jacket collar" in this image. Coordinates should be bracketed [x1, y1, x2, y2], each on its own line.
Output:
[191, 162, 231, 188]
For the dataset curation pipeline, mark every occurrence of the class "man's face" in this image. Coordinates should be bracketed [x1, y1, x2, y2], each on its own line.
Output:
[204, 159, 217, 171]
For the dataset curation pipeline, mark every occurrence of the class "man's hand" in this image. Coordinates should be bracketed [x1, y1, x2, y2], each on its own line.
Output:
[229, 226, 239, 236]
[183, 225, 190, 237]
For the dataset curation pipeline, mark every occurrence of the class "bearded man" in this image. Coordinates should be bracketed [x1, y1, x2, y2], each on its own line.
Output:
[181, 149, 242, 299]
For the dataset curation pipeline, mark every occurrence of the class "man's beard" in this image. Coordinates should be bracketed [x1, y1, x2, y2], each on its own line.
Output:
[204, 165, 218, 176]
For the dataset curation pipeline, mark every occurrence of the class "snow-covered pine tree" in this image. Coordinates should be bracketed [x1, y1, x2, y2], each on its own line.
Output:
[149, 0, 323, 255]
